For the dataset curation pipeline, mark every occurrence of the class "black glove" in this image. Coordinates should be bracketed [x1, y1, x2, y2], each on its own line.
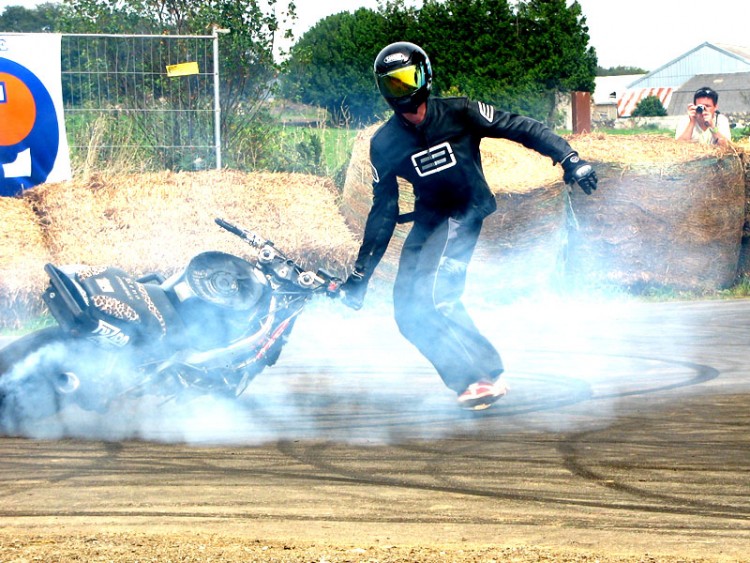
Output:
[341, 268, 367, 310]
[561, 152, 598, 195]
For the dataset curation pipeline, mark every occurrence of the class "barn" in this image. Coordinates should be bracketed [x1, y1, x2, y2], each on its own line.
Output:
[594, 42, 750, 120]
[629, 42, 750, 90]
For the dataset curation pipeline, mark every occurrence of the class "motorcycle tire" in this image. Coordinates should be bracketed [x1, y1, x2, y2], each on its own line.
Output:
[0, 327, 84, 434]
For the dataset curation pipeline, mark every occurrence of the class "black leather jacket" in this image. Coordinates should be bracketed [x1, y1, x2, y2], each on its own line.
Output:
[355, 96, 574, 276]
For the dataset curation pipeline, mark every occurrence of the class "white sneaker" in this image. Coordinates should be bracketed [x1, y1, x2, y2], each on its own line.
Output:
[456, 380, 508, 410]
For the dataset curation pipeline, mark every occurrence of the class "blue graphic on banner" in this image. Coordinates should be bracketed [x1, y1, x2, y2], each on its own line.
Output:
[0, 57, 60, 197]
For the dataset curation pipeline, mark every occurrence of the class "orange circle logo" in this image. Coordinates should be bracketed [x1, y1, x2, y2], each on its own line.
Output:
[0, 71, 37, 146]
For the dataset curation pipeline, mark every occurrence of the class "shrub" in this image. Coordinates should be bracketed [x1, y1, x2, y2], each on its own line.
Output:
[631, 95, 667, 117]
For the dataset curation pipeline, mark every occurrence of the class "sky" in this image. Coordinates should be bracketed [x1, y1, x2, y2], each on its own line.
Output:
[2, 0, 748, 71]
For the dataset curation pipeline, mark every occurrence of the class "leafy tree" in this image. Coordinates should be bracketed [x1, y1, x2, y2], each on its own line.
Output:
[514, 0, 596, 93]
[280, 6, 411, 124]
[597, 65, 648, 76]
[631, 95, 667, 117]
[416, 0, 518, 97]
[280, 0, 598, 125]
[0, 3, 67, 32]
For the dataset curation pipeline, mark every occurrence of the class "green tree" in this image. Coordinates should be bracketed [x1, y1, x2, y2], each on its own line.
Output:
[281, 0, 597, 125]
[631, 95, 667, 117]
[0, 3, 67, 32]
[280, 6, 409, 124]
[507, 0, 597, 123]
[597, 65, 648, 76]
[416, 0, 518, 97]
[514, 0, 596, 93]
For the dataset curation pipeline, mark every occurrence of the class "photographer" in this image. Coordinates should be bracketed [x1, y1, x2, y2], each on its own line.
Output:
[675, 86, 731, 146]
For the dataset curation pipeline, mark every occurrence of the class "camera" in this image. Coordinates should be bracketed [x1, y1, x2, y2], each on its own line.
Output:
[695, 104, 706, 114]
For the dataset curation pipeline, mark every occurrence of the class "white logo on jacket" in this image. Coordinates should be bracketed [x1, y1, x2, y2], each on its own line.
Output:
[370, 162, 380, 183]
[478, 101, 495, 122]
[411, 141, 457, 177]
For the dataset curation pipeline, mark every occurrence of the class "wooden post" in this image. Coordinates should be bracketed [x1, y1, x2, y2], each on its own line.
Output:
[572, 91, 591, 134]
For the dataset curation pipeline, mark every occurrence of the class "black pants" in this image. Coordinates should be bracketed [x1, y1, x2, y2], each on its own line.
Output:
[393, 216, 504, 394]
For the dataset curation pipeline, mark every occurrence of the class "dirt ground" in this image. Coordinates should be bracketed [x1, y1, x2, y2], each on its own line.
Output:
[1, 300, 749, 563]
[0, 531, 721, 562]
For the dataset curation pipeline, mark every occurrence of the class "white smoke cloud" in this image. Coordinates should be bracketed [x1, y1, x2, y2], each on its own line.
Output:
[0, 286, 718, 445]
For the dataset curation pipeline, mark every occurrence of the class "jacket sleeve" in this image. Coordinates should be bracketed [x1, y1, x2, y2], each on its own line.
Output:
[353, 148, 399, 279]
[467, 99, 574, 164]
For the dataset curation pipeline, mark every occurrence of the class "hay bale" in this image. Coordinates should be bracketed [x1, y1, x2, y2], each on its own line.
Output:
[471, 184, 567, 294]
[1, 170, 358, 328]
[341, 130, 747, 293]
[732, 140, 750, 276]
[27, 170, 358, 276]
[566, 136, 746, 290]
[0, 196, 52, 328]
[472, 139, 566, 293]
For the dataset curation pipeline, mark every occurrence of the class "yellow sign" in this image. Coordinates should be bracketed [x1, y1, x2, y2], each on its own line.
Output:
[166, 62, 199, 77]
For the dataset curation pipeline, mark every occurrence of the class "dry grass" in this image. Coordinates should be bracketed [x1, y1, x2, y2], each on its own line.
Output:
[481, 137, 562, 192]
[26, 169, 357, 274]
[0, 170, 359, 329]
[569, 132, 730, 165]
[341, 130, 748, 292]
[0, 197, 52, 327]
[1, 133, 749, 328]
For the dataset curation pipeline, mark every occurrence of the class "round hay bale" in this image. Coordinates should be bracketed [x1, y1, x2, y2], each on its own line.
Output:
[28, 170, 357, 277]
[471, 139, 565, 294]
[470, 184, 567, 296]
[1, 170, 358, 328]
[736, 141, 750, 277]
[341, 130, 747, 293]
[0, 195, 52, 329]
[565, 136, 746, 290]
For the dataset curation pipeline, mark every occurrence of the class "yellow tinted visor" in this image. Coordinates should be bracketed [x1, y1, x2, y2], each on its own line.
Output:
[377, 64, 425, 97]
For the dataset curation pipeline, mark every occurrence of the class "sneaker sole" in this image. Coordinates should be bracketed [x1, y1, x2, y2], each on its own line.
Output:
[457, 388, 507, 411]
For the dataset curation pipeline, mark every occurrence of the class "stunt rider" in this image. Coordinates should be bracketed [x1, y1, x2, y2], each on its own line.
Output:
[342, 42, 598, 410]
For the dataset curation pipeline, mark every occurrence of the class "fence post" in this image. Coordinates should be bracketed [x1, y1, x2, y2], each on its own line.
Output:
[212, 27, 229, 170]
[572, 91, 592, 134]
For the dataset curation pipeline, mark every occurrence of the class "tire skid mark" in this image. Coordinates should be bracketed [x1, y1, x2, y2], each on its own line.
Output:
[274, 439, 749, 521]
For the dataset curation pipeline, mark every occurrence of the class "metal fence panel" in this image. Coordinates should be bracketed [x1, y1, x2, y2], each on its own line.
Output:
[61, 32, 219, 172]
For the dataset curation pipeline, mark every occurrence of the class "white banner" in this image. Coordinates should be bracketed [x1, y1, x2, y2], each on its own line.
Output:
[0, 33, 72, 197]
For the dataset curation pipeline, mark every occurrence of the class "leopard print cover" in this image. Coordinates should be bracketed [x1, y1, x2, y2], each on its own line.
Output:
[135, 283, 167, 335]
[77, 266, 108, 280]
[91, 295, 139, 322]
[79, 267, 168, 336]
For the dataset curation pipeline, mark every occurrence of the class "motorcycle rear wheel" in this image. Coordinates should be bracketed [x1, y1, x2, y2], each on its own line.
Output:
[0, 327, 90, 434]
[0, 327, 70, 435]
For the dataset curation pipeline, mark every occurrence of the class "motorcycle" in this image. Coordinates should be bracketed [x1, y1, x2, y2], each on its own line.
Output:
[0, 218, 342, 433]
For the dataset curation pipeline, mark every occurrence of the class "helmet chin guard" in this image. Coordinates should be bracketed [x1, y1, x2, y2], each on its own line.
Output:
[374, 42, 432, 113]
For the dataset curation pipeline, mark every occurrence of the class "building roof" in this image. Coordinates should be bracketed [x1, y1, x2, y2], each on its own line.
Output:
[628, 42, 750, 90]
[617, 87, 673, 117]
[715, 43, 750, 62]
[593, 75, 644, 105]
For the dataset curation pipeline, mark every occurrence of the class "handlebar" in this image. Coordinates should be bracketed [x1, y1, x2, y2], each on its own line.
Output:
[215, 218, 266, 247]
[215, 217, 342, 297]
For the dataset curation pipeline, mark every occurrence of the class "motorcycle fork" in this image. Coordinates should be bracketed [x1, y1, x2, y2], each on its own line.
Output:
[253, 305, 304, 362]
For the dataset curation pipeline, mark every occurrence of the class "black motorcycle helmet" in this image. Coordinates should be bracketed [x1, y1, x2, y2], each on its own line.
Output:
[374, 42, 433, 114]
